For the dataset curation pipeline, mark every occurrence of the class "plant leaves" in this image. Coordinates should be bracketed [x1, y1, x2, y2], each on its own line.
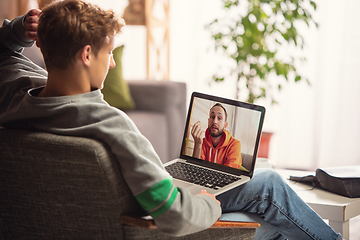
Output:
[207, 0, 317, 104]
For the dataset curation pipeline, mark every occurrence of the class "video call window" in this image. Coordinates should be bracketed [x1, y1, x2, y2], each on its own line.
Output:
[182, 97, 262, 172]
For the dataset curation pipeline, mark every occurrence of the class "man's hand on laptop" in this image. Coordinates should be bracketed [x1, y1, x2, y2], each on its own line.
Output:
[197, 190, 220, 206]
[24, 9, 41, 41]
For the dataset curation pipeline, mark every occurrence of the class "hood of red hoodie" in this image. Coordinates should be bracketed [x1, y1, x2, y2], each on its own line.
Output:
[203, 128, 232, 149]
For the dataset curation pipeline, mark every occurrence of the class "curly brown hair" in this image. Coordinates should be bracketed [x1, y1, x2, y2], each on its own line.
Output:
[37, 0, 124, 70]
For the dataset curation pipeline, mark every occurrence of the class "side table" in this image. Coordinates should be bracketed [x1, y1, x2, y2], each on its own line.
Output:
[276, 169, 360, 240]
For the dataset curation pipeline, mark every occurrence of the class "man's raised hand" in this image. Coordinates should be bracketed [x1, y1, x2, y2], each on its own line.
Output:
[191, 121, 204, 145]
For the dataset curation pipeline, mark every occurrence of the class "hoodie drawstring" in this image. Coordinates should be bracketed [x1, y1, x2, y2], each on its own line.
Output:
[214, 149, 218, 163]
[209, 148, 218, 163]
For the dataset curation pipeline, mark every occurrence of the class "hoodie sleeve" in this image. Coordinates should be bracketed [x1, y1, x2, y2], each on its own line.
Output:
[108, 126, 222, 236]
[153, 188, 222, 236]
[0, 14, 34, 52]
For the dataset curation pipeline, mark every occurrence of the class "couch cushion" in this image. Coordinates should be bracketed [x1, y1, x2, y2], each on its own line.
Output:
[127, 80, 187, 161]
[101, 45, 135, 110]
[127, 111, 168, 163]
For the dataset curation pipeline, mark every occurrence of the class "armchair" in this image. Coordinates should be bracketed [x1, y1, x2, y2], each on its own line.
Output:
[0, 128, 258, 239]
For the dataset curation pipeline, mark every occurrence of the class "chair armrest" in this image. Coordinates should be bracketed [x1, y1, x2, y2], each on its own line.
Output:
[211, 221, 260, 229]
[120, 215, 260, 229]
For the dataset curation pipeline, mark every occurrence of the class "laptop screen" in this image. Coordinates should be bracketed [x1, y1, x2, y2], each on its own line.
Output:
[180, 92, 266, 177]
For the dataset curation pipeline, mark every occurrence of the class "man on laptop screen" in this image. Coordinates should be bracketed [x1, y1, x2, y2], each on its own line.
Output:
[191, 103, 242, 169]
[182, 95, 262, 173]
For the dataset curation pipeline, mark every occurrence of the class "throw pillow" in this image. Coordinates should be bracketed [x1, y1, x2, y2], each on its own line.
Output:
[101, 45, 135, 110]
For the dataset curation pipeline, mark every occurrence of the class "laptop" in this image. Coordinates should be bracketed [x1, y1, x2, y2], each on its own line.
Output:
[164, 92, 266, 196]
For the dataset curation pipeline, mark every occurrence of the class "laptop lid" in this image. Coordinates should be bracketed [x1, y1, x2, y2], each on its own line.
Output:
[179, 92, 266, 179]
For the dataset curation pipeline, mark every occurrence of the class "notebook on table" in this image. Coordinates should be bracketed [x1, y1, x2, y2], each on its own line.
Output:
[164, 92, 266, 196]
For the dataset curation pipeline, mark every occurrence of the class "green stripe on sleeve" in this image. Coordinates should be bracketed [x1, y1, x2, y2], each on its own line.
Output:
[135, 177, 178, 218]
[150, 186, 178, 218]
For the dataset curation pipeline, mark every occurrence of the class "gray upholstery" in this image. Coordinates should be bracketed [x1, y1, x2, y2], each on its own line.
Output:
[127, 80, 186, 163]
[0, 128, 142, 239]
[0, 128, 256, 239]
[241, 153, 253, 172]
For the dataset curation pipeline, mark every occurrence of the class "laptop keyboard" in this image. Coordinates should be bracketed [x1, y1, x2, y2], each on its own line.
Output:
[165, 162, 241, 190]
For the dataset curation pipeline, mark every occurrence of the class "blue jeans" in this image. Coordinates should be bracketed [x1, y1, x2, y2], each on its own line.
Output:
[217, 169, 343, 240]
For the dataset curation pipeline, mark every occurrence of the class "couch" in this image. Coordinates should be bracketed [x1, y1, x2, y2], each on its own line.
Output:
[126, 80, 186, 163]
[0, 127, 258, 239]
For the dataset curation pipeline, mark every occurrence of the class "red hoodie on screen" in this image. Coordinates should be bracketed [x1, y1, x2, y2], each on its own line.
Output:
[200, 129, 242, 169]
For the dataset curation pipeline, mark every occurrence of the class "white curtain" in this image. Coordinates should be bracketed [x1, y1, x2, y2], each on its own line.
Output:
[266, 0, 360, 170]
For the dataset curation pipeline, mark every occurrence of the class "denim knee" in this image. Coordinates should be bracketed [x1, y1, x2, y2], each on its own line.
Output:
[253, 169, 286, 191]
[254, 168, 283, 183]
[218, 169, 290, 211]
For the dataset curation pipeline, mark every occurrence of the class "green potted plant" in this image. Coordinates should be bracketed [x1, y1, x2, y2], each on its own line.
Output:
[207, 0, 317, 104]
[206, 0, 317, 158]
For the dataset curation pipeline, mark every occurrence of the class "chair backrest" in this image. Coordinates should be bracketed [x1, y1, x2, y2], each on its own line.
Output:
[241, 153, 253, 171]
[0, 128, 144, 239]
